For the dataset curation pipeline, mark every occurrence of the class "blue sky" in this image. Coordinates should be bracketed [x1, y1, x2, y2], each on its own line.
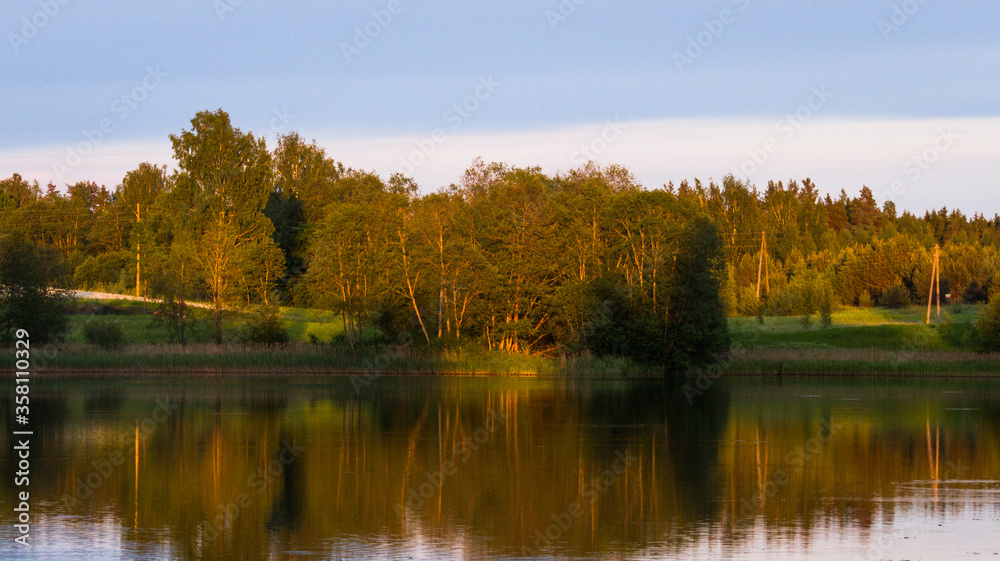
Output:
[2, 0, 999, 214]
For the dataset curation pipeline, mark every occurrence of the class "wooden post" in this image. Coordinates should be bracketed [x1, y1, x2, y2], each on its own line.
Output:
[764, 235, 770, 297]
[135, 203, 141, 298]
[756, 231, 767, 299]
[934, 245, 941, 321]
[925, 245, 939, 324]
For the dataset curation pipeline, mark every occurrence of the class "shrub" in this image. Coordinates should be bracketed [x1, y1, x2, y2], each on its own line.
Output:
[880, 284, 910, 309]
[938, 316, 976, 350]
[84, 319, 125, 349]
[973, 297, 1000, 352]
[818, 285, 834, 329]
[242, 306, 289, 345]
[962, 279, 989, 304]
[74, 252, 129, 291]
[857, 291, 872, 308]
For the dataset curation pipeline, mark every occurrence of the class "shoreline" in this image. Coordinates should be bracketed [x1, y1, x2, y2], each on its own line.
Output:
[7, 344, 998, 378]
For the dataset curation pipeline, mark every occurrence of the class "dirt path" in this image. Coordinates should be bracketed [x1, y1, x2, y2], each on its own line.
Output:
[69, 290, 213, 309]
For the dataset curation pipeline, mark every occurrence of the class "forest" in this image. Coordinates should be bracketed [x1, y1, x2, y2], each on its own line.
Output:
[2, 109, 1000, 363]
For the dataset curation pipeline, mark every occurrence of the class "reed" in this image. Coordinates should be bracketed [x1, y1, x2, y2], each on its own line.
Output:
[23, 342, 999, 378]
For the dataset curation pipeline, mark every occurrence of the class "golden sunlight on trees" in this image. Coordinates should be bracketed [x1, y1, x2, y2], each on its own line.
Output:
[3, 110, 1000, 357]
[168, 109, 280, 343]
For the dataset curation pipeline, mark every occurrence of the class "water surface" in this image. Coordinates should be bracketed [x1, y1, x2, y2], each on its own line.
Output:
[1, 375, 999, 560]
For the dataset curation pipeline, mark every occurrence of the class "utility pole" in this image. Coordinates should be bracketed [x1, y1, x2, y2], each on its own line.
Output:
[756, 231, 769, 299]
[935, 245, 941, 321]
[135, 202, 141, 299]
[925, 245, 940, 324]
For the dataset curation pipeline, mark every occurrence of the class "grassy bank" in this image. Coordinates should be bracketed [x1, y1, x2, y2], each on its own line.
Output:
[728, 348, 1000, 376]
[17, 297, 996, 377]
[27, 341, 999, 378]
[29, 342, 665, 378]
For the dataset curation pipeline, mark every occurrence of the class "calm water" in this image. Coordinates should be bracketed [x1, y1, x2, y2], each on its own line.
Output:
[1, 375, 999, 560]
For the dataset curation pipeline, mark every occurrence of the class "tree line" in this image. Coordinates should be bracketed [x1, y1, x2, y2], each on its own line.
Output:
[2, 109, 999, 356]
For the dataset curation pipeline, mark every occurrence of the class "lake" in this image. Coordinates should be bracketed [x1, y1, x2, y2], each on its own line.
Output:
[2, 375, 999, 560]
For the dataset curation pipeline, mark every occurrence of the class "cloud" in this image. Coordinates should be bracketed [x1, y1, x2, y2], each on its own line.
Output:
[3, 117, 997, 215]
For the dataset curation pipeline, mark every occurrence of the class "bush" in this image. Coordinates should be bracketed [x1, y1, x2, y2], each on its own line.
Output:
[818, 286, 834, 329]
[937, 316, 976, 350]
[958, 279, 987, 304]
[84, 319, 125, 349]
[879, 284, 910, 309]
[241, 306, 289, 345]
[857, 291, 872, 308]
[973, 297, 1000, 352]
[74, 252, 129, 291]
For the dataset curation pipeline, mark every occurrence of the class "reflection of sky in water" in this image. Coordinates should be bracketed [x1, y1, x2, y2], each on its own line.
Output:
[10, 499, 1000, 560]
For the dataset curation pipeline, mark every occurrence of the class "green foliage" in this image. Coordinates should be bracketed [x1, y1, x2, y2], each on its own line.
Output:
[84, 318, 124, 349]
[973, 297, 1000, 352]
[240, 305, 289, 345]
[937, 315, 978, 351]
[0, 232, 69, 345]
[799, 313, 812, 329]
[5, 111, 1000, 366]
[857, 291, 873, 308]
[962, 279, 990, 304]
[879, 284, 911, 309]
[664, 216, 731, 369]
[168, 109, 280, 343]
[819, 292, 833, 329]
[154, 297, 192, 345]
[582, 281, 663, 364]
[74, 251, 130, 291]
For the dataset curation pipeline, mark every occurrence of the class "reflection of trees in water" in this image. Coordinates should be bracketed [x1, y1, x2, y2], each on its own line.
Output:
[0, 389, 70, 498]
[8, 378, 1000, 559]
[662, 379, 731, 522]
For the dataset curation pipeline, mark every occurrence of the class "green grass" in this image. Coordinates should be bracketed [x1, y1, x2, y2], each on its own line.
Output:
[278, 306, 346, 343]
[65, 298, 348, 345]
[729, 304, 984, 334]
[40, 299, 996, 377]
[732, 324, 949, 351]
[729, 305, 984, 351]
[728, 348, 1000, 376]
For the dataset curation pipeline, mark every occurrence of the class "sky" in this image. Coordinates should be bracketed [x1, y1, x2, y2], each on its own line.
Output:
[2, 0, 999, 215]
